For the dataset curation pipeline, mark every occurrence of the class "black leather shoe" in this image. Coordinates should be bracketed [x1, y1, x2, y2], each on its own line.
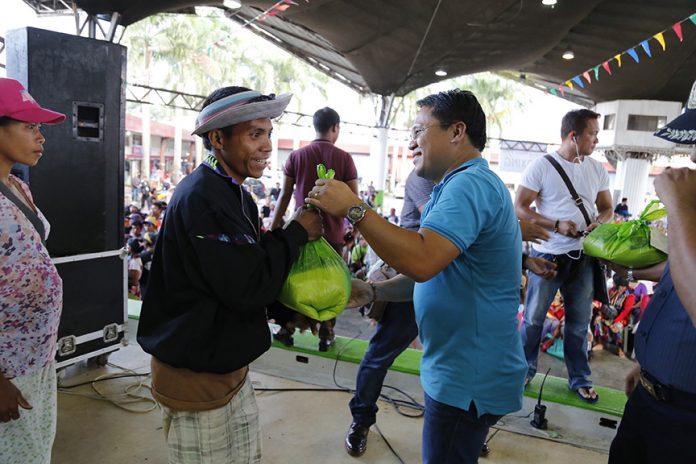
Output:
[345, 422, 370, 457]
[480, 443, 490, 457]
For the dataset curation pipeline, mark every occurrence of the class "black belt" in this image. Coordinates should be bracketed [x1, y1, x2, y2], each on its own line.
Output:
[639, 370, 696, 403]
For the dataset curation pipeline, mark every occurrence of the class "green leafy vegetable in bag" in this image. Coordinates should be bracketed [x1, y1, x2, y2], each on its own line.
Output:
[277, 164, 350, 321]
[583, 200, 668, 268]
[277, 237, 351, 321]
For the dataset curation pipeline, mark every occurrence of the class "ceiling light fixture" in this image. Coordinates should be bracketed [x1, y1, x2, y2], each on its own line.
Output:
[223, 0, 242, 9]
[541, 0, 558, 6]
[435, 69, 448, 77]
[562, 47, 575, 60]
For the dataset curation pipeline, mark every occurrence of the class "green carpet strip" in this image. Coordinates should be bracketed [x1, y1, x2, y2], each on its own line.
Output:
[128, 299, 625, 416]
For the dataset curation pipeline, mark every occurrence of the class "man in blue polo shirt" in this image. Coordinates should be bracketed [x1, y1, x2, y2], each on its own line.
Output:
[307, 89, 526, 463]
[607, 79, 696, 464]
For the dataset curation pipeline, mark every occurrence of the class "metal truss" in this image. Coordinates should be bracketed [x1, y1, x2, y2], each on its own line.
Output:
[21, 0, 74, 16]
[126, 84, 207, 112]
[499, 139, 549, 153]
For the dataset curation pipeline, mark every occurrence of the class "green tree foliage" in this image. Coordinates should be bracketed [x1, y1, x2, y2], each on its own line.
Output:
[121, 10, 329, 119]
[390, 72, 528, 137]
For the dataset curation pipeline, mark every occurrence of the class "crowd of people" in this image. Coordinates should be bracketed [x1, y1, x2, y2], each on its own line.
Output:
[2, 73, 695, 464]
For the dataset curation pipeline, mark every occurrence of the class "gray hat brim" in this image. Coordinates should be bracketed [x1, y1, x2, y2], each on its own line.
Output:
[192, 93, 292, 136]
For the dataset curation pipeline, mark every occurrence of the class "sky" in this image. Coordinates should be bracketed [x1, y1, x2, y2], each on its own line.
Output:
[0, 0, 583, 144]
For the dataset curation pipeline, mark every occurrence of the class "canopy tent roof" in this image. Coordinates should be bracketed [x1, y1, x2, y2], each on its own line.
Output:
[23, 0, 696, 105]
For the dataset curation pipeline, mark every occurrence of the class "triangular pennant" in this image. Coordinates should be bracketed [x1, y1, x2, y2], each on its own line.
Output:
[653, 32, 666, 51]
[572, 75, 585, 88]
[593, 65, 600, 80]
[615, 54, 622, 67]
[602, 61, 612, 76]
[558, 84, 565, 96]
[550, 88, 558, 97]
[673, 22, 684, 42]
[640, 40, 652, 58]
[566, 80, 574, 90]
[691, 13, 696, 25]
[627, 48, 640, 63]
[583, 71, 592, 84]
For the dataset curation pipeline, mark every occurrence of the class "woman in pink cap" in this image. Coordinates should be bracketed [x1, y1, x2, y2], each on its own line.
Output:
[0, 77, 66, 464]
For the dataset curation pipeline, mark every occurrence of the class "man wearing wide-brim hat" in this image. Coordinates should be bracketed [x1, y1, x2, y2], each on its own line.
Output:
[608, 80, 696, 464]
[137, 87, 323, 464]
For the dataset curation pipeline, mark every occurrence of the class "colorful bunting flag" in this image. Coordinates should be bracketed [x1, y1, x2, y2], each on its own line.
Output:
[653, 32, 666, 51]
[673, 22, 684, 42]
[627, 48, 640, 63]
[550, 12, 696, 99]
[640, 40, 652, 58]
[602, 60, 612, 75]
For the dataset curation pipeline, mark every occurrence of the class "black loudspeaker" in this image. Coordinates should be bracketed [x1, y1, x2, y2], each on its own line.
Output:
[6, 27, 126, 257]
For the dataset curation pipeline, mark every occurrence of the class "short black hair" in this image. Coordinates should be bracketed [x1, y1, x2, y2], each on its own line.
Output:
[560, 109, 600, 139]
[313, 107, 340, 134]
[199, 86, 275, 151]
[621, 197, 628, 202]
[0, 116, 18, 127]
[416, 89, 487, 151]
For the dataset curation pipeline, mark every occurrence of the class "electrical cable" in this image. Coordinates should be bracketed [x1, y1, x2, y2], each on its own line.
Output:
[57, 362, 157, 413]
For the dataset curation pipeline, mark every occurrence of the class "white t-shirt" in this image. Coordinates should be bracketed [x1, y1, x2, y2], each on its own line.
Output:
[519, 152, 610, 254]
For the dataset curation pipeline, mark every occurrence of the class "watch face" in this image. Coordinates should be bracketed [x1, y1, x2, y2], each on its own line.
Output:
[348, 204, 366, 223]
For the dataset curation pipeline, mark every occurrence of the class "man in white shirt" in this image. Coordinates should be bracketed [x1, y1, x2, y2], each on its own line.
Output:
[515, 109, 613, 403]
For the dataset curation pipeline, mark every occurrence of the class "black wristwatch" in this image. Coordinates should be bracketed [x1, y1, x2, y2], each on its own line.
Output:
[346, 203, 369, 225]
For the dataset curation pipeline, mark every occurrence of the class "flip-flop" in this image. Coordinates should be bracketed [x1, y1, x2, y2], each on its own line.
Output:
[575, 386, 599, 404]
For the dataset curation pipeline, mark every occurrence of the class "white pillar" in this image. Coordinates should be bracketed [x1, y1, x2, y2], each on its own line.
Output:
[615, 157, 650, 217]
[371, 126, 388, 190]
[142, 104, 151, 181]
[172, 106, 183, 184]
[271, 130, 280, 175]
[195, 136, 203, 167]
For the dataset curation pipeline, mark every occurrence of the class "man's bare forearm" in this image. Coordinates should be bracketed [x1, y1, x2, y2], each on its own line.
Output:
[374, 273, 415, 302]
[665, 207, 696, 325]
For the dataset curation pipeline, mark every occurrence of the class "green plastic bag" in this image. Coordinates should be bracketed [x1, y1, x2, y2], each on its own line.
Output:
[583, 200, 668, 268]
[277, 237, 351, 321]
[277, 164, 351, 321]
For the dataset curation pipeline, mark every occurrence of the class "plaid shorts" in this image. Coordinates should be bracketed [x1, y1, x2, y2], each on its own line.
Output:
[0, 363, 57, 464]
[161, 375, 261, 464]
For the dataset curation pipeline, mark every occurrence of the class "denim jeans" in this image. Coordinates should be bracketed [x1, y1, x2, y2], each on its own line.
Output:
[422, 394, 501, 464]
[520, 250, 594, 391]
[349, 301, 418, 426]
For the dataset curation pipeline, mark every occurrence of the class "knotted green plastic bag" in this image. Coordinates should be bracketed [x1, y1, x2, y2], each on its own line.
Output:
[583, 200, 668, 268]
[277, 164, 352, 321]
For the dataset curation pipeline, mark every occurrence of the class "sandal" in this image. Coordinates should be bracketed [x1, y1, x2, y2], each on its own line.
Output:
[575, 386, 599, 404]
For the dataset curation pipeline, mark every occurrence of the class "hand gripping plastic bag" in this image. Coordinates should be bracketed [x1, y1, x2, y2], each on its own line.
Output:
[583, 200, 668, 268]
[277, 164, 352, 321]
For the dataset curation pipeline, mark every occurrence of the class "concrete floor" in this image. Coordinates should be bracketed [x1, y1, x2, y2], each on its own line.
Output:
[51, 317, 621, 464]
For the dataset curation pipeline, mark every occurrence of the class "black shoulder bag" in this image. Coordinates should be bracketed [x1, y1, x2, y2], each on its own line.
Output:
[0, 180, 47, 246]
[544, 155, 609, 304]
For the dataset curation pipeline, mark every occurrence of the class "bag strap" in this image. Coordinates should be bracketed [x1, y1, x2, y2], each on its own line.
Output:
[544, 154, 593, 227]
[0, 180, 46, 246]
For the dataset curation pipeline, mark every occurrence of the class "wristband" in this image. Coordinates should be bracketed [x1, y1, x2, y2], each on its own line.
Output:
[553, 219, 560, 233]
[367, 280, 377, 303]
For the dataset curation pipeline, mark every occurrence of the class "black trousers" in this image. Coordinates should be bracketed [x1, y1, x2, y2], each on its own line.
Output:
[609, 382, 696, 463]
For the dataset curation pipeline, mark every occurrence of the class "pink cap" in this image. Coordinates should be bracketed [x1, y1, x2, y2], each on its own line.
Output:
[0, 78, 65, 124]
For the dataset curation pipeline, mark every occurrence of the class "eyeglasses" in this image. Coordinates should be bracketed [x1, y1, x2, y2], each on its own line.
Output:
[409, 124, 444, 141]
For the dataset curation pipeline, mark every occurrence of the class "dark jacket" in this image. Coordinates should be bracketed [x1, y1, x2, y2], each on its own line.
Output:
[137, 163, 308, 374]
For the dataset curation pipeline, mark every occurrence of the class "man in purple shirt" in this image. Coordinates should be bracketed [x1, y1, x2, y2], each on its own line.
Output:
[271, 107, 358, 350]
[271, 107, 358, 251]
